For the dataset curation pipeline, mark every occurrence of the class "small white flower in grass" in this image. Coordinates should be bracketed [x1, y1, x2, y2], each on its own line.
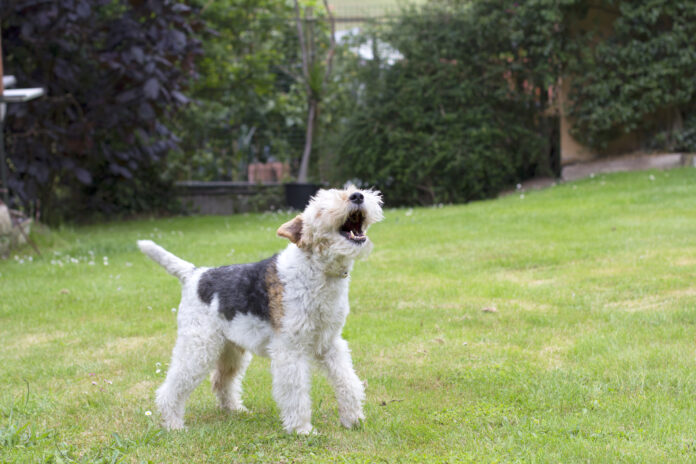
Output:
[171, 307, 177, 313]
[70, 257, 79, 264]
[145, 411, 152, 416]
[405, 208, 413, 217]
[125, 262, 133, 267]
[156, 362, 162, 367]
[147, 306, 152, 311]
[520, 194, 525, 199]
[649, 174, 655, 181]
[156, 369, 161, 374]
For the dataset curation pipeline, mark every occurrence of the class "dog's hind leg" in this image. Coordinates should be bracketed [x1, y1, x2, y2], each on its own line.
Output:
[156, 328, 225, 430]
[211, 341, 252, 413]
[317, 337, 365, 429]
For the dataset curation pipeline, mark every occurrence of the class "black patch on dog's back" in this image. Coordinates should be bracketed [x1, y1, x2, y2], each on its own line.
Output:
[197, 255, 278, 322]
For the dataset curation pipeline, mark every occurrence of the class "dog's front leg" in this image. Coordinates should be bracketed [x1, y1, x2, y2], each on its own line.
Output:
[270, 344, 314, 434]
[318, 337, 365, 429]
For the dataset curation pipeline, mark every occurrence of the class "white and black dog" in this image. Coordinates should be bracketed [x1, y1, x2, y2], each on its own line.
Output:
[138, 186, 383, 434]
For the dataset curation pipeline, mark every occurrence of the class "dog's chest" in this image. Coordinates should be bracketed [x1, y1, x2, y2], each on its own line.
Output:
[283, 276, 349, 334]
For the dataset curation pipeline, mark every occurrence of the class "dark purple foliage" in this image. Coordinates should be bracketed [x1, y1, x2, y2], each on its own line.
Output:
[1, 0, 201, 221]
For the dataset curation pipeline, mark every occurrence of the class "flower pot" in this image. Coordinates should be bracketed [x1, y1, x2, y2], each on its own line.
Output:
[284, 183, 319, 210]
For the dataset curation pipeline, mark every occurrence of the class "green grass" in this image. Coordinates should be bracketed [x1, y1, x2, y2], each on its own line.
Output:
[2, 168, 696, 463]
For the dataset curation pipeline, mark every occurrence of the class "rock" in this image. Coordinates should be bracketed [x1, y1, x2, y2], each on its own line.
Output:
[0, 203, 10, 235]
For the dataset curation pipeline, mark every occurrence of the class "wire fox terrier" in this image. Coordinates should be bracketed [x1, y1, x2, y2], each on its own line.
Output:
[137, 186, 383, 434]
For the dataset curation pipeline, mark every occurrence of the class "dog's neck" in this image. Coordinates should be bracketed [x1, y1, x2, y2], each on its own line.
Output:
[287, 244, 354, 279]
[312, 251, 354, 279]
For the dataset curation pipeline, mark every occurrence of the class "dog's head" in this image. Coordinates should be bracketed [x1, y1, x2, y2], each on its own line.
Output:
[277, 186, 383, 259]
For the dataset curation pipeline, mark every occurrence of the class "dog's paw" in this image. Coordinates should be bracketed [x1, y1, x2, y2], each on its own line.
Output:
[293, 424, 316, 435]
[234, 405, 250, 414]
[339, 410, 365, 429]
[162, 419, 187, 431]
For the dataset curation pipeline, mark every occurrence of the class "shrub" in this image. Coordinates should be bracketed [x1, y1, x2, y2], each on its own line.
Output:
[567, 1, 696, 151]
[1, 0, 201, 222]
[338, 1, 572, 205]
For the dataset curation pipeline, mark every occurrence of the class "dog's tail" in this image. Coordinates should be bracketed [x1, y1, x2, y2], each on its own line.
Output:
[137, 240, 195, 282]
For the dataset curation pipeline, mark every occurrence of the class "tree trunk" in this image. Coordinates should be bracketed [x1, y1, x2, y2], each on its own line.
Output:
[297, 99, 316, 183]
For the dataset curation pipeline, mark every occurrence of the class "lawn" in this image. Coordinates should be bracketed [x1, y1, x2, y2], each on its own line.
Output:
[1, 168, 696, 463]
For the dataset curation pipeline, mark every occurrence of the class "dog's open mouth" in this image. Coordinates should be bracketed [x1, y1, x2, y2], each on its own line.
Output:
[340, 211, 367, 243]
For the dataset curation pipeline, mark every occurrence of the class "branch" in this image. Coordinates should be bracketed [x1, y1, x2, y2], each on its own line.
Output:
[322, 0, 337, 84]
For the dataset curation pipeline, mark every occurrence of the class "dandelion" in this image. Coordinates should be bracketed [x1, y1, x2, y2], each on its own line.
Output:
[145, 411, 152, 416]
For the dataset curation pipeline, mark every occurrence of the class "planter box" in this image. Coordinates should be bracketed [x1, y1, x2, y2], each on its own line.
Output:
[284, 183, 319, 210]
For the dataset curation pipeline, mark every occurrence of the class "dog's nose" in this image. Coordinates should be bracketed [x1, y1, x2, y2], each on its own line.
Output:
[349, 192, 364, 205]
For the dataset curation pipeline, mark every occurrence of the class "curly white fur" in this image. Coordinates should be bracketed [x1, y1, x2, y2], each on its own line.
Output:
[137, 186, 383, 434]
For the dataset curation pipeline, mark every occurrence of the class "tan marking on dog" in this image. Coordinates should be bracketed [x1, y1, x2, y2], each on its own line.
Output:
[266, 262, 285, 330]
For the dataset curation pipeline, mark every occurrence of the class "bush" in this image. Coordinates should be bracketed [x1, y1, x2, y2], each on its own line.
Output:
[567, 1, 696, 151]
[1, 0, 201, 222]
[338, 1, 570, 206]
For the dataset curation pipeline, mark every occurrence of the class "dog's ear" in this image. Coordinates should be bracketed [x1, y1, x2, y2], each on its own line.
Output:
[277, 215, 304, 245]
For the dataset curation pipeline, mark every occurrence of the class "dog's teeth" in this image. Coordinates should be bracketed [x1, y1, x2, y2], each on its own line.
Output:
[349, 230, 355, 239]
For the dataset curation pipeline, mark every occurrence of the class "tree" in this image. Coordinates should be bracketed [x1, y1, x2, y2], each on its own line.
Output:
[291, 0, 336, 183]
[167, 0, 303, 182]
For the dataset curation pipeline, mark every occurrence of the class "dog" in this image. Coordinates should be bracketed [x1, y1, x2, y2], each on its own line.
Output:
[137, 186, 383, 434]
